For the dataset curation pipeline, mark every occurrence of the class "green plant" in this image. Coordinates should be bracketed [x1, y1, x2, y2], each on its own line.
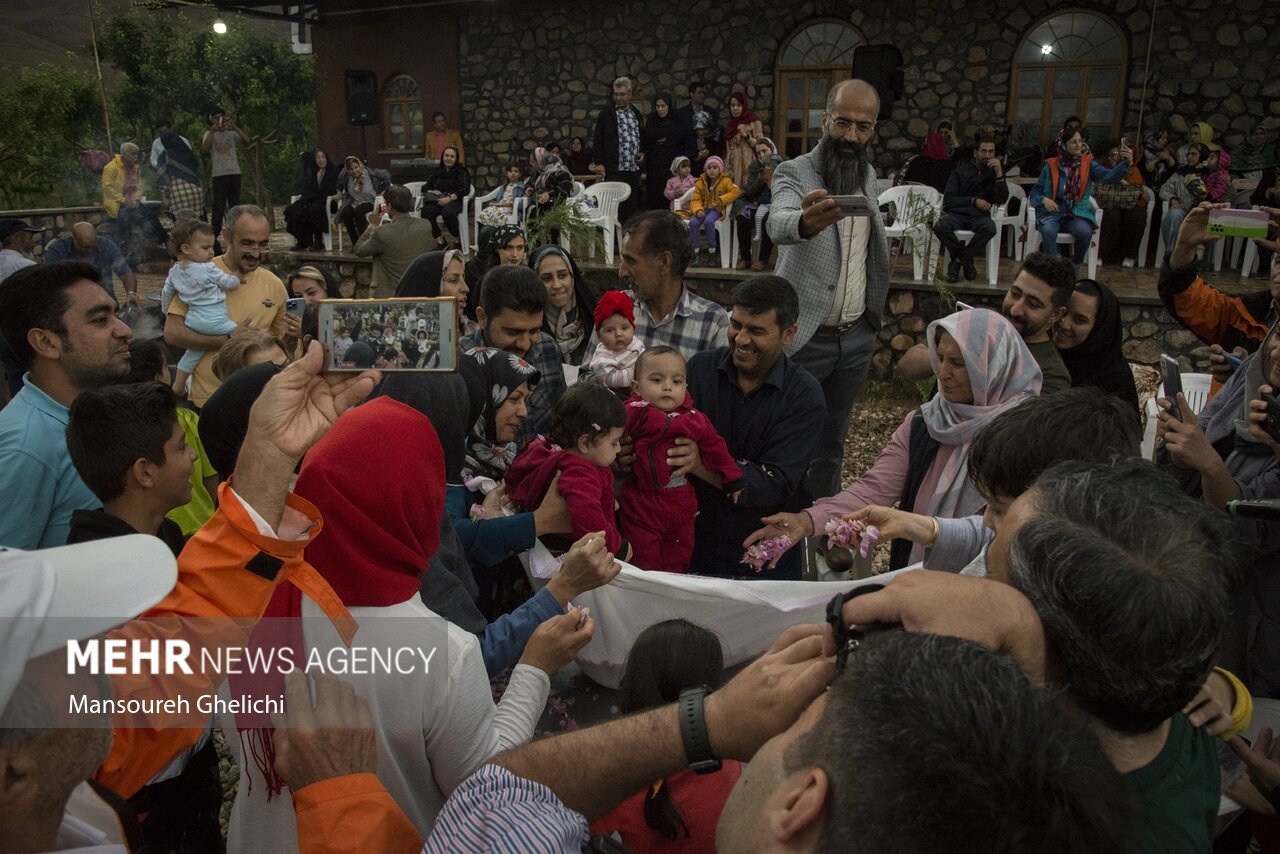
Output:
[523, 198, 604, 256]
[0, 64, 103, 208]
[885, 190, 956, 310]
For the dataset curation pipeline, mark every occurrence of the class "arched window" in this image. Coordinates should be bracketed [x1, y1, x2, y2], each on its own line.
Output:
[774, 19, 864, 159]
[384, 75, 424, 152]
[1011, 11, 1127, 148]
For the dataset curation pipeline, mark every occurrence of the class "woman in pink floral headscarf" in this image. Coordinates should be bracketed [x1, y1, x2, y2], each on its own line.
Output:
[746, 308, 1042, 569]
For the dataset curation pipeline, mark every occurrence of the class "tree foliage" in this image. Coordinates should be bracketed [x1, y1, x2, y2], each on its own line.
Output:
[0, 64, 104, 208]
[97, 0, 316, 214]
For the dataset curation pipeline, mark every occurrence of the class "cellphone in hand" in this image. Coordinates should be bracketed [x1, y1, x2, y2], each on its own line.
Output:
[1222, 352, 1244, 368]
[1160, 354, 1184, 421]
[285, 298, 306, 319]
[1261, 392, 1280, 445]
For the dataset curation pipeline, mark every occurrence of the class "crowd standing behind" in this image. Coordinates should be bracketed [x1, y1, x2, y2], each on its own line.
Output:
[4, 71, 1280, 854]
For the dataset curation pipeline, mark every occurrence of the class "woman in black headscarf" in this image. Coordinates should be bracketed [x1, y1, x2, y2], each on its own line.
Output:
[1053, 278, 1139, 415]
[464, 224, 527, 318]
[529, 244, 596, 365]
[197, 362, 283, 481]
[284, 149, 341, 250]
[641, 93, 692, 210]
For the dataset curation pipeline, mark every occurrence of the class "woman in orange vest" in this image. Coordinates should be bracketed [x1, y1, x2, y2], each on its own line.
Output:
[1030, 128, 1134, 264]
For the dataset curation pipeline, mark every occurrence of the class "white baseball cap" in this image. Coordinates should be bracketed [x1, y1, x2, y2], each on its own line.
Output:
[0, 536, 178, 713]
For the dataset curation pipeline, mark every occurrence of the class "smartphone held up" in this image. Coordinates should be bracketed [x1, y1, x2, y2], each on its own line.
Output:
[318, 298, 458, 372]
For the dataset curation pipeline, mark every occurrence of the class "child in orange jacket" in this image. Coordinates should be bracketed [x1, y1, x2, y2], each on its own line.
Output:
[688, 156, 740, 267]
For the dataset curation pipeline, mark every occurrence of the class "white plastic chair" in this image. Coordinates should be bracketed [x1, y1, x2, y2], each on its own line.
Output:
[995, 181, 1027, 262]
[325, 194, 343, 252]
[1028, 197, 1103, 279]
[936, 210, 1004, 286]
[1154, 199, 1225, 271]
[580, 181, 631, 264]
[1135, 185, 1156, 268]
[429, 184, 474, 252]
[675, 187, 735, 268]
[879, 185, 942, 281]
[403, 181, 426, 219]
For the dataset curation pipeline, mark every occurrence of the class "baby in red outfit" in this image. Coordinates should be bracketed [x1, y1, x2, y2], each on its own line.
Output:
[622, 346, 743, 572]
[504, 381, 631, 559]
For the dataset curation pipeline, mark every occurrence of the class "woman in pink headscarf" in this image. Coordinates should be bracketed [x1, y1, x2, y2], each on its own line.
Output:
[746, 308, 1042, 570]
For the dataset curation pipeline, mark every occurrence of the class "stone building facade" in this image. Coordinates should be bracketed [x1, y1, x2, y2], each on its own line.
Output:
[310, 0, 1279, 187]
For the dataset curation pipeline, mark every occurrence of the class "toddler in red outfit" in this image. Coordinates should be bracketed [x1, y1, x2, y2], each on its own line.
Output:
[622, 346, 743, 572]
[504, 381, 631, 559]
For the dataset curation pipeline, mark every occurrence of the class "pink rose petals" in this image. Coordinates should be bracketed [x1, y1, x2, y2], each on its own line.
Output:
[825, 517, 881, 558]
[741, 535, 793, 571]
[469, 503, 485, 522]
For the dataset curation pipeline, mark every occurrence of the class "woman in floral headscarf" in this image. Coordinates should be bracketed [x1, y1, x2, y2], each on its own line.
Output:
[747, 308, 1042, 570]
[459, 345, 541, 491]
[1030, 127, 1133, 264]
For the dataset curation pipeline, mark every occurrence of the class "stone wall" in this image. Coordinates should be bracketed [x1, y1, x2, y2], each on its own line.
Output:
[264, 250, 372, 299]
[0, 207, 110, 260]
[454, 0, 1280, 188]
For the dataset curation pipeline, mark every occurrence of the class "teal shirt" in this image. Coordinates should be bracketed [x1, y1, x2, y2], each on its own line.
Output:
[0, 376, 101, 548]
[1124, 713, 1219, 854]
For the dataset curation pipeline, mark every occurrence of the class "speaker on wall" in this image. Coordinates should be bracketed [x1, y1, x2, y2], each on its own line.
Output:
[851, 45, 904, 120]
[344, 70, 379, 126]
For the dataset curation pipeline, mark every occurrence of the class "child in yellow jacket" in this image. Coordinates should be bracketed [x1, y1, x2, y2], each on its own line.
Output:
[688, 156, 740, 266]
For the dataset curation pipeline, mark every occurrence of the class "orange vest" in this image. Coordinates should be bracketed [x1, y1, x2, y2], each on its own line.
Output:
[1046, 154, 1093, 206]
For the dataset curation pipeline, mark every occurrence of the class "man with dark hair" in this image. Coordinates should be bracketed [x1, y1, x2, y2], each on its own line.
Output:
[676, 80, 722, 176]
[201, 109, 249, 236]
[847, 386, 1140, 574]
[148, 118, 190, 169]
[163, 204, 290, 406]
[591, 76, 645, 222]
[685, 275, 825, 579]
[353, 184, 435, 297]
[0, 218, 45, 281]
[604, 210, 728, 361]
[461, 265, 567, 446]
[394, 626, 1129, 852]
[65, 382, 194, 555]
[842, 458, 1241, 854]
[425, 110, 466, 163]
[934, 136, 1009, 282]
[0, 261, 133, 547]
[898, 252, 1074, 392]
[768, 79, 891, 501]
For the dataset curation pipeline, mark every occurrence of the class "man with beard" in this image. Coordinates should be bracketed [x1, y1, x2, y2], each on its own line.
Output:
[896, 251, 1073, 393]
[0, 262, 134, 548]
[163, 205, 292, 406]
[767, 79, 890, 506]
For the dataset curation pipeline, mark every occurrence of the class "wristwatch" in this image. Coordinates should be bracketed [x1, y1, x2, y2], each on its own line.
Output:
[678, 686, 721, 774]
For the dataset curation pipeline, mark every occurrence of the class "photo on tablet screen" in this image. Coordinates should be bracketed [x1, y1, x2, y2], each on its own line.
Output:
[318, 298, 458, 372]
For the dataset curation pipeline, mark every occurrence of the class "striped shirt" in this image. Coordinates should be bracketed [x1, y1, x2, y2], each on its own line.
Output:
[587, 285, 729, 365]
[423, 764, 588, 853]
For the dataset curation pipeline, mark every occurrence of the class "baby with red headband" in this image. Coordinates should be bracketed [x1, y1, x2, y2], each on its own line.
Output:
[586, 290, 645, 390]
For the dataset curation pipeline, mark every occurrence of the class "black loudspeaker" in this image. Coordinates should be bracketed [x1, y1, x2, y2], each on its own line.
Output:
[344, 70, 379, 126]
[852, 45, 904, 120]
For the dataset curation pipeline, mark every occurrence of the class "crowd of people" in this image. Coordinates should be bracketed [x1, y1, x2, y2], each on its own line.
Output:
[2, 74, 1280, 854]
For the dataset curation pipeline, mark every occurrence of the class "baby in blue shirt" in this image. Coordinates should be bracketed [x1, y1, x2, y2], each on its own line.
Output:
[162, 219, 241, 396]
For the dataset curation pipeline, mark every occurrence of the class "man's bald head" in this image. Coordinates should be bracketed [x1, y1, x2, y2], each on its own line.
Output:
[71, 223, 96, 253]
[826, 79, 880, 114]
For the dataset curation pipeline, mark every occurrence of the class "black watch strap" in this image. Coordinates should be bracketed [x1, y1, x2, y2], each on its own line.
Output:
[678, 686, 721, 774]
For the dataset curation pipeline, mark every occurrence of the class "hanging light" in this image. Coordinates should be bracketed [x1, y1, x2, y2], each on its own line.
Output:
[212, 17, 227, 34]
[1041, 44, 1053, 55]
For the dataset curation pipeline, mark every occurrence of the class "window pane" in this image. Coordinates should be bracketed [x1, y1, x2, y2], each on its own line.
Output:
[1088, 67, 1118, 95]
[1085, 97, 1114, 126]
[787, 109, 804, 134]
[1053, 68, 1082, 95]
[809, 77, 826, 103]
[1016, 99, 1043, 123]
[808, 109, 824, 132]
[788, 77, 804, 103]
[1018, 69, 1046, 93]
[1020, 12, 1123, 62]
[785, 137, 804, 158]
[1051, 98, 1079, 126]
[389, 103, 403, 126]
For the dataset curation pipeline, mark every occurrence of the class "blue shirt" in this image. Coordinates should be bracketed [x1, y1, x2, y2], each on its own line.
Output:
[0, 376, 101, 548]
[687, 348, 825, 576]
[42, 236, 132, 296]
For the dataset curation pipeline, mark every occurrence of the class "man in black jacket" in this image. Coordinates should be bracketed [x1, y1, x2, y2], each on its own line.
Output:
[591, 76, 645, 223]
[934, 136, 1009, 282]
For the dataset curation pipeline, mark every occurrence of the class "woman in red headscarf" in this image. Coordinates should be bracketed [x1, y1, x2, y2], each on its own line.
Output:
[221, 397, 591, 847]
[723, 90, 763, 189]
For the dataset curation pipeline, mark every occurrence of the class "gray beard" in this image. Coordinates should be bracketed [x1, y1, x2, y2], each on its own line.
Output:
[818, 137, 871, 195]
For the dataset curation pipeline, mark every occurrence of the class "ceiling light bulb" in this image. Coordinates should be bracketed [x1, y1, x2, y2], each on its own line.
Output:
[213, 18, 228, 34]
[1041, 44, 1053, 55]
